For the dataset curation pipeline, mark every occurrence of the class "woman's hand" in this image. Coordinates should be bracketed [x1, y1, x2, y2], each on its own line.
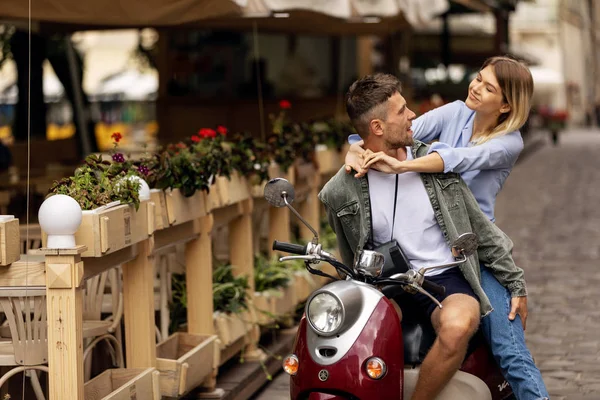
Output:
[344, 142, 366, 176]
[509, 296, 528, 330]
[348, 150, 407, 177]
[359, 150, 406, 176]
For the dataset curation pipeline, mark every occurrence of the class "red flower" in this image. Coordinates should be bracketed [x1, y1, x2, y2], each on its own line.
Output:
[111, 132, 122, 143]
[191, 135, 201, 142]
[217, 125, 228, 136]
[279, 100, 291, 109]
[198, 128, 216, 138]
[176, 142, 187, 149]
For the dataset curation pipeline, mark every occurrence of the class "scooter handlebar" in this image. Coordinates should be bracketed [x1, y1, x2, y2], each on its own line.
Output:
[272, 240, 307, 255]
[422, 279, 446, 297]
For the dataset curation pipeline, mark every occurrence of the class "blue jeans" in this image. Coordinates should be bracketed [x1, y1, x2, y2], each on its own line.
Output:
[480, 265, 549, 400]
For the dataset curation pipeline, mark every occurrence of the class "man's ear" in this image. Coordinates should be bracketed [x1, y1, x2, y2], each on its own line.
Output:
[369, 119, 384, 137]
[500, 103, 511, 114]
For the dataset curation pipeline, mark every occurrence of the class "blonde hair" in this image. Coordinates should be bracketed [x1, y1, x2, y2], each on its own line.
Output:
[474, 56, 534, 145]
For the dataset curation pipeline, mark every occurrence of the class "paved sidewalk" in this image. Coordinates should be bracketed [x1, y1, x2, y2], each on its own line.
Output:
[253, 129, 600, 400]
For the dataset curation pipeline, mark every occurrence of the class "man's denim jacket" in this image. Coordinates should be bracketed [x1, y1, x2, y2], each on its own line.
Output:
[318, 140, 527, 316]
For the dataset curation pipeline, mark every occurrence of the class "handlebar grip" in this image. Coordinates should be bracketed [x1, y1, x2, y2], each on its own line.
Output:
[272, 240, 307, 255]
[422, 279, 446, 297]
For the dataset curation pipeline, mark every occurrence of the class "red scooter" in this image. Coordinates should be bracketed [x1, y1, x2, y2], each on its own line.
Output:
[264, 178, 514, 400]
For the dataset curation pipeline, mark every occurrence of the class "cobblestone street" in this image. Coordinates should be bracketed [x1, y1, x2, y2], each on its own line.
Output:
[253, 129, 600, 400]
[494, 130, 600, 400]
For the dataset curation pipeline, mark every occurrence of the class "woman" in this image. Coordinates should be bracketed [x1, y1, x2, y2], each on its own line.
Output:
[345, 56, 548, 400]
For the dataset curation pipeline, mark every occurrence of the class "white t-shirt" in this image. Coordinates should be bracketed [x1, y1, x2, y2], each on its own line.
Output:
[368, 148, 455, 276]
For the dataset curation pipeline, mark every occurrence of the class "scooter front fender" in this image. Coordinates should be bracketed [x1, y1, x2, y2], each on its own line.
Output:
[291, 297, 404, 400]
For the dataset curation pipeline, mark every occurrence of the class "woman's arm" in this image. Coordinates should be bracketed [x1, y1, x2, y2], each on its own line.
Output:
[427, 132, 523, 173]
[361, 151, 444, 175]
[411, 100, 464, 143]
[345, 101, 465, 174]
[358, 131, 523, 176]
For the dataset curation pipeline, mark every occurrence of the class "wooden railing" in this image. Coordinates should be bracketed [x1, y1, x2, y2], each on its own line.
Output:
[0, 146, 345, 399]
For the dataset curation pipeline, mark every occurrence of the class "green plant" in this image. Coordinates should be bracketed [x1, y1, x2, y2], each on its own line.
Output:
[168, 264, 250, 334]
[213, 263, 250, 314]
[227, 131, 271, 186]
[190, 127, 232, 180]
[169, 273, 187, 334]
[313, 118, 356, 151]
[267, 100, 316, 171]
[254, 254, 293, 293]
[49, 132, 142, 210]
[144, 128, 233, 197]
[143, 142, 210, 197]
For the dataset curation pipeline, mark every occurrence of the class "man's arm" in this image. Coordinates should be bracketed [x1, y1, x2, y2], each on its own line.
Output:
[459, 183, 527, 297]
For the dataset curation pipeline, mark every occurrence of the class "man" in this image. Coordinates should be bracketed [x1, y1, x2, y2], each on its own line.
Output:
[318, 74, 528, 400]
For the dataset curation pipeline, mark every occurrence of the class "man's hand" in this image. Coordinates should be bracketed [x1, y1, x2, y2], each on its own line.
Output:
[508, 296, 528, 330]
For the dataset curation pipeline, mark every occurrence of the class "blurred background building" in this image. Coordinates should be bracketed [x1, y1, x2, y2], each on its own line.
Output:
[0, 0, 599, 158]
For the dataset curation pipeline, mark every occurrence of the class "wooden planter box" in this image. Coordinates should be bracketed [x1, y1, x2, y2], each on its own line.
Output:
[149, 189, 169, 231]
[164, 188, 208, 227]
[84, 368, 160, 400]
[215, 172, 251, 208]
[42, 201, 155, 258]
[315, 146, 342, 175]
[213, 311, 253, 349]
[253, 292, 275, 326]
[0, 217, 19, 266]
[253, 284, 296, 325]
[156, 333, 218, 398]
[273, 283, 297, 316]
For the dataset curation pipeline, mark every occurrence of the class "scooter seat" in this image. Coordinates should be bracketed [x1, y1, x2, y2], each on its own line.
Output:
[396, 295, 437, 366]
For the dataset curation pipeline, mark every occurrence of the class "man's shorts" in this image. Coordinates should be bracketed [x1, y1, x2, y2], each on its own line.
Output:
[402, 267, 479, 317]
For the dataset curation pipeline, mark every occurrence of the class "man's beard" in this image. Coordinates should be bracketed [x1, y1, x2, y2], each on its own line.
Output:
[385, 133, 414, 149]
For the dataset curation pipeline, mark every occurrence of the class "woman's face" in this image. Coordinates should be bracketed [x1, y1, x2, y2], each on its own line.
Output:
[465, 65, 509, 116]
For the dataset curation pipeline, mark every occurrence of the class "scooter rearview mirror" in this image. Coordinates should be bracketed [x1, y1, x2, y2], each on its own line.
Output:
[451, 232, 479, 258]
[264, 178, 319, 244]
[264, 178, 295, 207]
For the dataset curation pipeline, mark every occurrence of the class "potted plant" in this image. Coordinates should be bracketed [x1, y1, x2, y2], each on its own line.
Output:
[211, 264, 254, 352]
[266, 100, 316, 173]
[253, 254, 297, 325]
[47, 132, 154, 256]
[140, 128, 230, 226]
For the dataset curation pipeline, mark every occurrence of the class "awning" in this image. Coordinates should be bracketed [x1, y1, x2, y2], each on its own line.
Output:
[182, 0, 448, 35]
[0, 0, 245, 28]
[0, 0, 452, 34]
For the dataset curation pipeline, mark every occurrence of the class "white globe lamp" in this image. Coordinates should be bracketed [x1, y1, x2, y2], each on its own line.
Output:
[38, 194, 83, 249]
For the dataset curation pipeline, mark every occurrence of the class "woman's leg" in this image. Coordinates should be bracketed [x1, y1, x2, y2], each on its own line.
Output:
[480, 265, 549, 400]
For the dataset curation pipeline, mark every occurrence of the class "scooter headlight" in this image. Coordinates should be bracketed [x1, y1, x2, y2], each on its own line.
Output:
[307, 292, 344, 335]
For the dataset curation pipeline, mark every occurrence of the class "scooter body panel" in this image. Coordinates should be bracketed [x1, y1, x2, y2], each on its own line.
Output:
[462, 343, 513, 400]
[291, 297, 404, 400]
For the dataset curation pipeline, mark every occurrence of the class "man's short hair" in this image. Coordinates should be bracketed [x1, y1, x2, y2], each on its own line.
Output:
[345, 73, 402, 138]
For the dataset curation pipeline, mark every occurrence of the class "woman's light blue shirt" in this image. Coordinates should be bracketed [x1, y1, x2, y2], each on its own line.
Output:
[348, 100, 524, 222]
